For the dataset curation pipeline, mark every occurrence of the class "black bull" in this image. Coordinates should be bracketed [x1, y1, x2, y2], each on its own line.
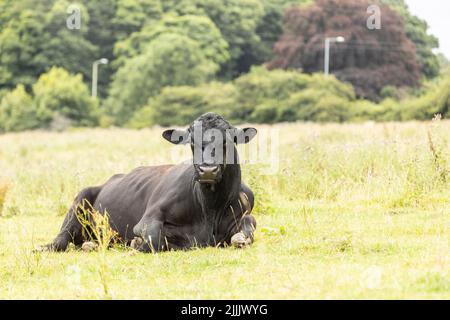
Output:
[45, 113, 257, 252]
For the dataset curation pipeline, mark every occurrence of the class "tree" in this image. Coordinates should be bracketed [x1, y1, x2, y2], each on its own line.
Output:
[0, 0, 97, 91]
[106, 33, 216, 125]
[0, 85, 39, 132]
[38, 0, 98, 83]
[233, 67, 355, 122]
[380, 0, 440, 79]
[268, 0, 422, 101]
[250, 0, 312, 66]
[113, 14, 229, 71]
[32, 67, 98, 127]
[162, 0, 265, 78]
[128, 82, 237, 127]
[196, 0, 265, 77]
[112, 0, 162, 40]
[81, 0, 119, 99]
[400, 76, 450, 120]
[0, 1, 49, 89]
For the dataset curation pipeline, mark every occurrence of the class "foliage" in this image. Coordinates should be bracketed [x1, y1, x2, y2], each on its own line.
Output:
[233, 67, 313, 119]
[127, 67, 361, 126]
[0, 0, 97, 90]
[32, 67, 98, 127]
[81, 0, 118, 98]
[114, 14, 229, 70]
[380, 0, 440, 79]
[161, 0, 266, 77]
[251, 0, 312, 65]
[112, 0, 163, 40]
[0, 0, 446, 130]
[287, 90, 353, 122]
[197, 0, 265, 77]
[399, 77, 450, 120]
[351, 99, 401, 122]
[233, 67, 356, 123]
[129, 82, 237, 127]
[269, 0, 422, 101]
[0, 85, 39, 132]
[107, 33, 217, 125]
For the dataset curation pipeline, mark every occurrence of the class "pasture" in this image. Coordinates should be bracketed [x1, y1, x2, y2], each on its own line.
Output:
[0, 120, 449, 299]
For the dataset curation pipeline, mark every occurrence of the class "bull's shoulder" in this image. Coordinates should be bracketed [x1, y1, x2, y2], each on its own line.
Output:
[100, 165, 174, 185]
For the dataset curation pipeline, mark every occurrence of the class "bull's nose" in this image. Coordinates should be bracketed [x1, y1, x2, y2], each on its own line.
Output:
[198, 165, 219, 182]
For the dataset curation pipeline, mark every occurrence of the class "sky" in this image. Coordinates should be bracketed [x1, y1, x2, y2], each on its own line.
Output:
[405, 0, 450, 58]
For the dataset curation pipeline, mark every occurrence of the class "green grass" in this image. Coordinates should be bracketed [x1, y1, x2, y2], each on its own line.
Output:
[0, 121, 448, 299]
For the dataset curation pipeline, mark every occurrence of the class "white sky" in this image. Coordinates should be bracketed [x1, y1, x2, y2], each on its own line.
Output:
[405, 0, 450, 58]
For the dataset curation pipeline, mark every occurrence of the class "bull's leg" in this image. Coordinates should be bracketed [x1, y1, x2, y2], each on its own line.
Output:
[231, 187, 257, 248]
[240, 214, 257, 241]
[132, 214, 165, 253]
[45, 186, 101, 252]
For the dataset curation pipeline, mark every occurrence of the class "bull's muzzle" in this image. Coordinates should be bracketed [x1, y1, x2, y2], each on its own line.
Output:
[198, 165, 219, 184]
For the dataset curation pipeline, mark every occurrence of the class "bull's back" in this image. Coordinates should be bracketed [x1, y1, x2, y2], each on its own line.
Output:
[94, 165, 174, 240]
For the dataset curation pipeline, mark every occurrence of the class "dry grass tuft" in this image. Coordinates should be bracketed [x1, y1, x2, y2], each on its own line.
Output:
[0, 179, 12, 216]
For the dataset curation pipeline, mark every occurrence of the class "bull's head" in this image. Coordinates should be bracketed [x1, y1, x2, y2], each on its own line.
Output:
[162, 113, 257, 186]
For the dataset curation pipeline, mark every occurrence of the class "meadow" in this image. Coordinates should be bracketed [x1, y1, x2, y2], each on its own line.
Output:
[0, 120, 448, 299]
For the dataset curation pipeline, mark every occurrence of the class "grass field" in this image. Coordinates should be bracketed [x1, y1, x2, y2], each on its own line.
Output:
[0, 120, 449, 299]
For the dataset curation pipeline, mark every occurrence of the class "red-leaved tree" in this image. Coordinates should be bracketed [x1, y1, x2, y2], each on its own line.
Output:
[268, 0, 421, 101]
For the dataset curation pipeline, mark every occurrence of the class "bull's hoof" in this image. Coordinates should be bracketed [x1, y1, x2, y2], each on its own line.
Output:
[130, 237, 144, 250]
[34, 242, 64, 253]
[231, 232, 252, 248]
[34, 245, 50, 253]
[81, 241, 98, 252]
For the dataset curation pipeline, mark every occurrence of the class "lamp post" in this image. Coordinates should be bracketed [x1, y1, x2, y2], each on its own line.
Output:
[92, 58, 108, 98]
[324, 36, 345, 75]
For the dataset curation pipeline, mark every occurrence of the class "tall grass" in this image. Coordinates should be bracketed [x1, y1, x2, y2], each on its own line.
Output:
[76, 202, 118, 298]
[0, 121, 448, 299]
[427, 114, 447, 183]
[0, 179, 11, 216]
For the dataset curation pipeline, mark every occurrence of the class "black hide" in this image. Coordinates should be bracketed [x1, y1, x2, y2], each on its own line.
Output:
[47, 113, 257, 252]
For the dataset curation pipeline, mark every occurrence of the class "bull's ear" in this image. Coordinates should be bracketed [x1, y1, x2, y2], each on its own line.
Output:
[233, 127, 257, 144]
[162, 129, 190, 145]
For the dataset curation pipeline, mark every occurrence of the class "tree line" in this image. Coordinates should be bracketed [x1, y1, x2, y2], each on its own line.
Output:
[0, 0, 448, 132]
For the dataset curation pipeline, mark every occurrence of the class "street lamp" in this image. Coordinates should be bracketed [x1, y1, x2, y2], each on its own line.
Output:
[324, 36, 345, 75]
[92, 58, 108, 98]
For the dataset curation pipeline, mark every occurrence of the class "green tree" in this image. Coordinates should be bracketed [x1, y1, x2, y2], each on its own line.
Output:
[161, 0, 265, 78]
[233, 67, 312, 120]
[129, 82, 237, 127]
[39, 0, 98, 82]
[233, 67, 355, 122]
[400, 76, 450, 120]
[0, 0, 97, 90]
[0, 1, 47, 89]
[107, 33, 216, 125]
[196, 0, 265, 77]
[286, 90, 353, 122]
[114, 14, 229, 71]
[81, 0, 118, 98]
[32, 67, 98, 127]
[113, 0, 163, 40]
[0, 85, 39, 132]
